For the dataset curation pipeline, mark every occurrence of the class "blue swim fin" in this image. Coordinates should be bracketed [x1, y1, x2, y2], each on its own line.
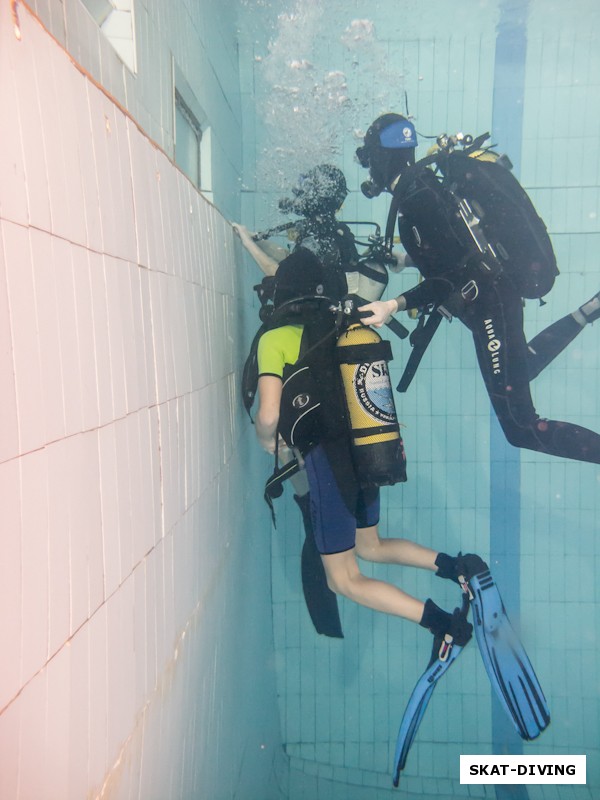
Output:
[460, 566, 550, 740]
[392, 596, 470, 786]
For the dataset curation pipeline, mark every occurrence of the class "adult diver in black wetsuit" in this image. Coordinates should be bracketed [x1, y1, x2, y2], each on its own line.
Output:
[356, 113, 600, 465]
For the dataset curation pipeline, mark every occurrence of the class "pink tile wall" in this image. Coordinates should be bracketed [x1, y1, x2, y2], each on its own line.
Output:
[0, 226, 20, 460]
[0, 5, 281, 800]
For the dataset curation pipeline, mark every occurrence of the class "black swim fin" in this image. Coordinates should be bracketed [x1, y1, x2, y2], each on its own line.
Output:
[458, 559, 550, 740]
[294, 494, 344, 638]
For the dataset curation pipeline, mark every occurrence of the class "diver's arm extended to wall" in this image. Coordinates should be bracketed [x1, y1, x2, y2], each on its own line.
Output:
[233, 223, 286, 276]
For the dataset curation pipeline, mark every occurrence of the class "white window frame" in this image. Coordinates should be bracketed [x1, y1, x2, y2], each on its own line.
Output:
[80, 0, 137, 74]
[173, 62, 212, 193]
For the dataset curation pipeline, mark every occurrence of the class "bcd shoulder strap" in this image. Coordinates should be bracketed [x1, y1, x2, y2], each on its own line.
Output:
[242, 322, 268, 418]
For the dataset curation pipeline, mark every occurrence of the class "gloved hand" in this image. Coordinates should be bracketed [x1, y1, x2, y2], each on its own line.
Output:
[358, 298, 399, 327]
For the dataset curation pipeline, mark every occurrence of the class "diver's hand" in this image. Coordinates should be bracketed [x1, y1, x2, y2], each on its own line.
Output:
[261, 438, 277, 455]
[233, 223, 279, 277]
[260, 435, 286, 456]
[359, 298, 399, 328]
[232, 223, 255, 245]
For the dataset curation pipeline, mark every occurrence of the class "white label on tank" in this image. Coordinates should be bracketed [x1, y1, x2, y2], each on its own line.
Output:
[354, 361, 396, 423]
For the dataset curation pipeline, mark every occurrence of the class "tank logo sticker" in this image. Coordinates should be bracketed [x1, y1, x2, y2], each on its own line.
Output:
[354, 361, 396, 423]
[484, 319, 502, 375]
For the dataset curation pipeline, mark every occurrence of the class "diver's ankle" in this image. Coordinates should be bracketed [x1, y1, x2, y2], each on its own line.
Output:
[434, 552, 460, 584]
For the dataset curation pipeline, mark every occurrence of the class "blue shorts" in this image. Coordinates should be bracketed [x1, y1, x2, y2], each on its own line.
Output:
[304, 444, 380, 555]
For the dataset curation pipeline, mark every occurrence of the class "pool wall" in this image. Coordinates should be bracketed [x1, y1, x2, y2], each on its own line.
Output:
[0, 2, 285, 798]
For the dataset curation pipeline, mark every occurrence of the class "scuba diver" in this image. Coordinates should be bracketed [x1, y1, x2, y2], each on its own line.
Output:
[233, 163, 358, 278]
[235, 163, 408, 637]
[254, 245, 470, 634]
[356, 113, 600, 465]
[253, 247, 549, 785]
[234, 162, 408, 303]
[277, 162, 362, 277]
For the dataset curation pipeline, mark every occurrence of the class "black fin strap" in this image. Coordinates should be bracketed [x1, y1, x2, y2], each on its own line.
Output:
[385, 316, 410, 340]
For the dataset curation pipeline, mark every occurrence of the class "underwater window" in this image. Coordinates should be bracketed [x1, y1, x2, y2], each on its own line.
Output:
[80, 0, 137, 74]
[175, 90, 203, 188]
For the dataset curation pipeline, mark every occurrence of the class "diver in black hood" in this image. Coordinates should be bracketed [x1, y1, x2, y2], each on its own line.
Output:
[234, 163, 360, 290]
[357, 112, 600, 465]
[356, 113, 419, 198]
[234, 162, 408, 325]
[278, 164, 360, 279]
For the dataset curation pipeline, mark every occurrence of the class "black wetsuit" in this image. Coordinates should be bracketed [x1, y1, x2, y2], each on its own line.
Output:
[394, 169, 600, 465]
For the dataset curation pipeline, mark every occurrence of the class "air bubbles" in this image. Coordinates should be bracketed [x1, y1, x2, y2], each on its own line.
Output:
[289, 59, 313, 70]
[250, 3, 406, 204]
[256, 0, 358, 193]
[341, 19, 375, 48]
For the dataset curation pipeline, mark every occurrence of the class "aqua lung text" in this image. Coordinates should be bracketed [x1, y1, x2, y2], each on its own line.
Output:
[484, 318, 502, 375]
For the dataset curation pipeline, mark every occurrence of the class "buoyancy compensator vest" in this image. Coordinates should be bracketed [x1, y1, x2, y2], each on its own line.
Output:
[389, 137, 559, 300]
[243, 283, 407, 489]
[275, 297, 406, 487]
[277, 302, 346, 454]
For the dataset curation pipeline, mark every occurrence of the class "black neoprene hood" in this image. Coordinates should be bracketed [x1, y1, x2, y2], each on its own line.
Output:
[357, 114, 418, 194]
[272, 248, 330, 308]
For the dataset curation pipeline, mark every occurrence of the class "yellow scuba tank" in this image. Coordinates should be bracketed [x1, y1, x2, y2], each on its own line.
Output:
[336, 323, 406, 486]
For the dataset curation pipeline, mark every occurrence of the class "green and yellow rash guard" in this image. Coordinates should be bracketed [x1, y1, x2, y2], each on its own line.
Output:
[257, 324, 303, 379]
